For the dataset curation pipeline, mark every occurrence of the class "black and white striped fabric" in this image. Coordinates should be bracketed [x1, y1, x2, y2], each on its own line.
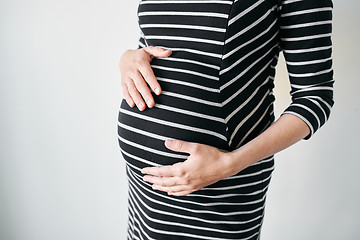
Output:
[117, 0, 334, 239]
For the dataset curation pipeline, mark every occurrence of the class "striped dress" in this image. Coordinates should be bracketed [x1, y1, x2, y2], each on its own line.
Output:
[117, 0, 334, 239]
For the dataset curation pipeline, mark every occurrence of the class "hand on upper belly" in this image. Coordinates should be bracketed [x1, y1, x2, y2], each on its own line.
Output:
[119, 46, 172, 111]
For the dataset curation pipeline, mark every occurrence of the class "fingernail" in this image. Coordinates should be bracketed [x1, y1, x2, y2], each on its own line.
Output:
[127, 101, 134, 108]
[165, 139, 175, 147]
[154, 88, 160, 95]
[138, 102, 144, 110]
[146, 99, 152, 107]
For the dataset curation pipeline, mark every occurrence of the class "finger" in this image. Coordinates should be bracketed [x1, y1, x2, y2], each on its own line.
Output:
[131, 70, 155, 108]
[127, 80, 146, 111]
[164, 139, 198, 154]
[143, 46, 172, 59]
[169, 190, 194, 196]
[143, 175, 189, 187]
[142, 161, 186, 177]
[121, 81, 135, 107]
[152, 184, 190, 194]
[141, 164, 179, 177]
[138, 62, 162, 96]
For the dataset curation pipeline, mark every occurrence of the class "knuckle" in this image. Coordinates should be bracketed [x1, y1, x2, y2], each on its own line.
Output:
[173, 140, 184, 150]
[135, 80, 148, 89]
[121, 82, 129, 88]
[144, 46, 154, 52]
[161, 180, 169, 187]
[184, 173, 191, 183]
[182, 177, 190, 185]
[176, 167, 185, 177]
[159, 179, 166, 187]
[134, 58, 147, 67]
[127, 86, 137, 93]
[126, 71, 138, 81]
[192, 143, 200, 152]
[127, 83, 137, 91]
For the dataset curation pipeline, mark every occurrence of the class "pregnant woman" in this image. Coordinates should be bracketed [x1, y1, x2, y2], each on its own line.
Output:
[117, 0, 334, 239]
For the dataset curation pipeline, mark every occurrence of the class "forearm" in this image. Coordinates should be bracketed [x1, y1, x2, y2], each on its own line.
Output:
[226, 113, 311, 175]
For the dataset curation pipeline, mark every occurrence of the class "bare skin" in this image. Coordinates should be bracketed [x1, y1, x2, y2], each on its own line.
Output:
[119, 46, 172, 111]
[119, 46, 310, 196]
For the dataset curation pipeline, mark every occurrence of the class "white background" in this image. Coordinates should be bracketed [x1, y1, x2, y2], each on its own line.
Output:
[1, 0, 359, 239]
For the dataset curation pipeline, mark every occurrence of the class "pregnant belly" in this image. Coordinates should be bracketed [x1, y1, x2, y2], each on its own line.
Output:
[117, 91, 230, 174]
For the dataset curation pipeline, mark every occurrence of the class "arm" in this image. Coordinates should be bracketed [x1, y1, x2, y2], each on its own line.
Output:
[142, 115, 309, 196]
[225, 113, 310, 176]
[278, 0, 334, 139]
[230, 0, 335, 171]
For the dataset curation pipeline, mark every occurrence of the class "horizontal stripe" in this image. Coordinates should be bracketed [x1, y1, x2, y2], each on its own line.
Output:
[119, 108, 227, 141]
[159, 57, 220, 70]
[161, 91, 222, 107]
[280, 33, 332, 42]
[157, 77, 220, 92]
[288, 68, 332, 78]
[128, 191, 262, 239]
[280, 20, 332, 29]
[138, 11, 229, 19]
[152, 65, 219, 80]
[140, 0, 233, 5]
[141, 24, 226, 33]
[155, 45, 223, 58]
[290, 79, 334, 89]
[281, 7, 332, 17]
[286, 57, 332, 66]
[146, 35, 224, 45]
[282, 45, 331, 54]
[129, 175, 266, 217]
[119, 135, 187, 159]
[154, 103, 225, 123]
[129, 167, 270, 207]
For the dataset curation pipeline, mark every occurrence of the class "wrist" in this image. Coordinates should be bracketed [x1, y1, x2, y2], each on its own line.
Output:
[221, 149, 246, 177]
[225, 144, 259, 176]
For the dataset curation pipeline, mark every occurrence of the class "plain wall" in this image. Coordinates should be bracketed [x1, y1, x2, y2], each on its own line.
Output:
[0, 0, 359, 239]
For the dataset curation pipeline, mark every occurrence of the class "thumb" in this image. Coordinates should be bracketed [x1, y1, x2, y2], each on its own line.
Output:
[164, 139, 194, 153]
[144, 46, 172, 58]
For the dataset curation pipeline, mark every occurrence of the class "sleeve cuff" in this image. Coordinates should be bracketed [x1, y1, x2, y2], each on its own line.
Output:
[281, 110, 315, 141]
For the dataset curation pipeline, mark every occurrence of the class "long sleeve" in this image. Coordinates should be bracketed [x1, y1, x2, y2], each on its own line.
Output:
[279, 0, 335, 140]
